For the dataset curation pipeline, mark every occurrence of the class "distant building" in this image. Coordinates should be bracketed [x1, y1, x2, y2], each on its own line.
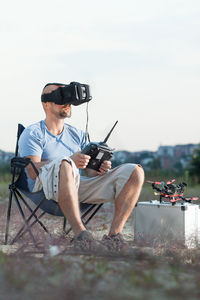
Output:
[133, 150, 156, 159]
[113, 151, 129, 164]
[155, 144, 199, 169]
[160, 156, 174, 169]
[174, 144, 198, 158]
[157, 146, 174, 157]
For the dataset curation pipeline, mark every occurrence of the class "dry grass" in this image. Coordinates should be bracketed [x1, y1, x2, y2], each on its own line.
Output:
[0, 182, 9, 202]
[1, 182, 200, 299]
[1, 235, 200, 300]
[1, 248, 200, 300]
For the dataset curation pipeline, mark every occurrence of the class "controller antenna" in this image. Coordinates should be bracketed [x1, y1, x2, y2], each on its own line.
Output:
[103, 121, 118, 143]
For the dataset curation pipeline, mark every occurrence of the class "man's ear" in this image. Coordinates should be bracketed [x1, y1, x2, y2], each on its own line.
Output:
[42, 102, 49, 111]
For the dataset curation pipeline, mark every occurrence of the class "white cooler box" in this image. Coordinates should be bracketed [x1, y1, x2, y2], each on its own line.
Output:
[134, 200, 200, 248]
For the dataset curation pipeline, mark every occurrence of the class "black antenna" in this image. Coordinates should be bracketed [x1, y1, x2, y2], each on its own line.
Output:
[103, 121, 118, 143]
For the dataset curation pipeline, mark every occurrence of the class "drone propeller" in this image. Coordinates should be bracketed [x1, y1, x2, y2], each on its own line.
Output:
[185, 197, 199, 201]
[170, 198, 180, 203]
[146, 180, 162, 185]
[166, 179, 176, 184]
[147, 179, 176, 185]
[169, 196, 199, 203]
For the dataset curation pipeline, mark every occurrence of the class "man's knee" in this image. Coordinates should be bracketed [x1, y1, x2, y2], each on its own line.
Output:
[131, 164, 144, 186]
[59, 159, 74, 178]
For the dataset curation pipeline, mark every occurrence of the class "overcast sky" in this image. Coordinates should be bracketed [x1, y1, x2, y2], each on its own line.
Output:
[1, 0, 200, 152]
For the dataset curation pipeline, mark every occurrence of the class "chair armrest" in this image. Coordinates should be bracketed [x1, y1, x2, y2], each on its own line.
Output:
[11, 157, 31, 168]
[11, 157, 39, 177]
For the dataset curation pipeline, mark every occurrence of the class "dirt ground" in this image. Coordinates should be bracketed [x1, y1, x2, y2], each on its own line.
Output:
[0, 199, 135, 255]
[1, 199, 200, 300]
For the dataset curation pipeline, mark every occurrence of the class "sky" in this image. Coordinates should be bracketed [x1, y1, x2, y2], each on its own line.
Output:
[1, 0, 200, 152]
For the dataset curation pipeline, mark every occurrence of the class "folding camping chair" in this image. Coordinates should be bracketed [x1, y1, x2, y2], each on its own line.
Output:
[5, 124, 103, 248]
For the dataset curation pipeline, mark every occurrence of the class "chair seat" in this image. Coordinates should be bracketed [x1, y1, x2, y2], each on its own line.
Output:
[19, 188, 95, 217]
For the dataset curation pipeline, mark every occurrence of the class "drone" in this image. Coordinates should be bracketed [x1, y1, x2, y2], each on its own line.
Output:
[147, 179, 199, 204]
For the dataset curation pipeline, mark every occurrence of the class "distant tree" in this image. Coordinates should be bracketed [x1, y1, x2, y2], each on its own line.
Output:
[139, 152, 154, 160]
[149, 158, 161, 170]
[0, 162, 11, 182]
[188, 147, 200, 183]
[173, 162, 183, 173]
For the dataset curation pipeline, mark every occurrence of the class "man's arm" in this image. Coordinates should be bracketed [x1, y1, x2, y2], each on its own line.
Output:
[26, 152, 91, 180]
[25, 153, 111, 179]
[25, 155, 49, 180]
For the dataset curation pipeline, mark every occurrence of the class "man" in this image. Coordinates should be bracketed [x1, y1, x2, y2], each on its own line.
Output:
[19, 82, 144, 253]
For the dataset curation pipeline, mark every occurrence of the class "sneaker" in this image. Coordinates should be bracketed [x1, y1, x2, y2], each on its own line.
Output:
[73, 230, 108, 254]
[102, 233, 130, 254]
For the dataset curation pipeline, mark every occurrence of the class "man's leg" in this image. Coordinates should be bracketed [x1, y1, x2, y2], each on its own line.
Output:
[58, 160, 109, 253]
[58, 160, 85, 237]
[109, 165, 144, 235]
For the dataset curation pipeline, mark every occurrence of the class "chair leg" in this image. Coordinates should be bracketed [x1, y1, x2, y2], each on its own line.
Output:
[84, 204, 103, 226]
[63, 217, 67, 232]
[13, 191, 38, 248]
[10, 193, 49, 245]
[15, 190, 49, 232]
[5, 189, 14, 245]
[11, 211, 47, 245]
[64, 205, 96, 235]
[80, 204, 97, 220]
[64, 204, 103, 236]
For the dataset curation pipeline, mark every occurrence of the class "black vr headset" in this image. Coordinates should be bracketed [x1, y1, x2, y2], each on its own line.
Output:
[41, 82, 92, 106]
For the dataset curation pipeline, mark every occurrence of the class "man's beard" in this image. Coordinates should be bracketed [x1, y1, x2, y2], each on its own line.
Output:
[59, 110, 71, 118]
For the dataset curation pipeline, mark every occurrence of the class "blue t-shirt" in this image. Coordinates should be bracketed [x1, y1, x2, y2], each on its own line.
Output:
[18, 120, 86, 191]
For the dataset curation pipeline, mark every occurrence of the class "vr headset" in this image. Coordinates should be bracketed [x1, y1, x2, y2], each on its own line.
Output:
[41, 81, 92, 106]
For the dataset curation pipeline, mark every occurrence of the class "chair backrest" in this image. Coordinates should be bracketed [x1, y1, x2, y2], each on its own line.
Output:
[13, 124, 31, 191]
[15, 124, 25, 157]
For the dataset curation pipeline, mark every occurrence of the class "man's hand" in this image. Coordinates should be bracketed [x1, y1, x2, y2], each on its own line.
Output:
[70, 152, 91, 169]
[98, 160, 112, 175]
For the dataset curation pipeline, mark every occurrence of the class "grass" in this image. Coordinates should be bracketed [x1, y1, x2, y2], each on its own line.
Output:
[0, 167, 11, 202]
[1, 248, 200, 299]
[1, 173, 200, 299]
[0, 182, 9, 202]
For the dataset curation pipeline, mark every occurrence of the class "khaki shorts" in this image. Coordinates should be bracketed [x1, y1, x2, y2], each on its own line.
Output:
[33, 158, 137, 203]
[79, 163, 137, 204]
